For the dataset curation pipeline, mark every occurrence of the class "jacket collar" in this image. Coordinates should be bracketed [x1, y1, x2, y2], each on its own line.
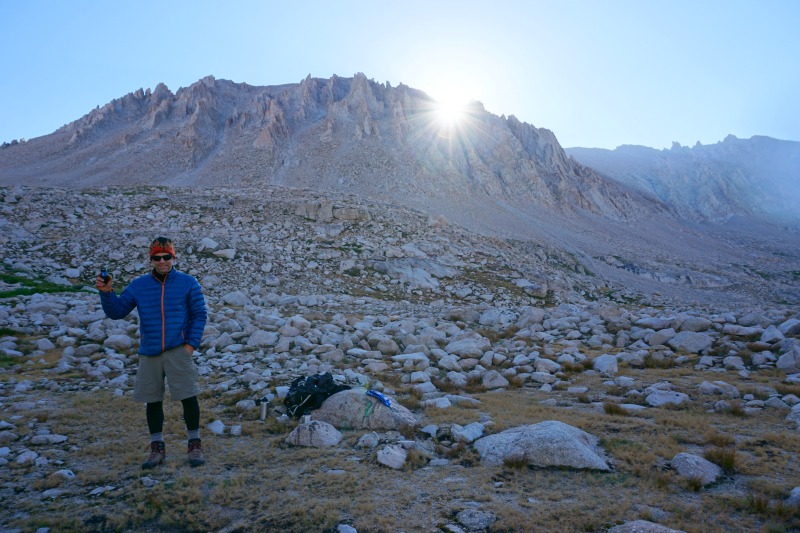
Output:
[151, 267, 173, 283]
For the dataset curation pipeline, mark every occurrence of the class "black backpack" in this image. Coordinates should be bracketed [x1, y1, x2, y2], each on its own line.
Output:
[284, 373, 350, 418]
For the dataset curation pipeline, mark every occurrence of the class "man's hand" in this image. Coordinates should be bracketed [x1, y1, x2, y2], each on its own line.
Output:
[184, 344, 195, 355]
[95, 274, 113, 293]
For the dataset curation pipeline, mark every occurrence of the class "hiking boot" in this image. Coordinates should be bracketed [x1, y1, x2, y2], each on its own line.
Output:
[187, 438, 205, 467]
[142, 441, 165, 470]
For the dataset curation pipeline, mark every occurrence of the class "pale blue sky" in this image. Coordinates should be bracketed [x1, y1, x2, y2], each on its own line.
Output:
[1, 0, 798, 149]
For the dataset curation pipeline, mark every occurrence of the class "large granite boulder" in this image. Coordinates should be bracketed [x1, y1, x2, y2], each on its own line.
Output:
[473, 420, 609, 471]
[311, 389, 418, 431]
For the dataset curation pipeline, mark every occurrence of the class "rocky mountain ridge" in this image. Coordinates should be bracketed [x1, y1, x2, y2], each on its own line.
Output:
[0, 73, 662, 223]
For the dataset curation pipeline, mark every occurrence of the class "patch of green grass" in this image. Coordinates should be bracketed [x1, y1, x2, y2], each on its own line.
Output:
[0, 355, 21, 368]
[0, 271, 84, 298]
[338, 242, 364, 253]
[602, 288, 641, 305]
[0, 327, 18, 336]
[459, 266, 540, 302]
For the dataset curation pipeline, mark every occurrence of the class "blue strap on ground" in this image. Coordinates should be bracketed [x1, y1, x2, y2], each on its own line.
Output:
[366, 389, 391, 407]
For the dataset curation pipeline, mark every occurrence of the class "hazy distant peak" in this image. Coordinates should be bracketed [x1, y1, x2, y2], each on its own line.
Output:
[567, 135, 800, 224]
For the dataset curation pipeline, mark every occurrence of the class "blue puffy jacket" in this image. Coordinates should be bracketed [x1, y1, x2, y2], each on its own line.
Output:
[100, 268, 207, 356]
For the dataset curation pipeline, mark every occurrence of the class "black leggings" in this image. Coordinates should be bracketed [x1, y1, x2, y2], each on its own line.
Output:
[146, 396, 200, 434]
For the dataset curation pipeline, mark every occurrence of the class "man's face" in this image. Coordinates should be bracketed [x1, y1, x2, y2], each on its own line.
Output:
[150, 253, 174, 275]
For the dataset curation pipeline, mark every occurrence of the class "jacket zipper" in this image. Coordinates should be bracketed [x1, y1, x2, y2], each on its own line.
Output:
[160, 280, 166, 352]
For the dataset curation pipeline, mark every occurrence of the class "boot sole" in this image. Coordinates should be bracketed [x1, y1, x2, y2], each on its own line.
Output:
[142, 458, 165, 469]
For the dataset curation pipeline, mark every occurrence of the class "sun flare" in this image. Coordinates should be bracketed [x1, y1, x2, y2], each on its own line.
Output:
[434, 99, 468, 125]
[424, 83, 477, 139]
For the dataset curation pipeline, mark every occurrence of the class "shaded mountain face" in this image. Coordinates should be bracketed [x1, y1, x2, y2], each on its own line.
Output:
[0, 74, 662, 222]
[566, 136, 800, 225]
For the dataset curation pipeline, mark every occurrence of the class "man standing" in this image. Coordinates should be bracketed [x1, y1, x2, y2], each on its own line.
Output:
[96, 237, 208, 469]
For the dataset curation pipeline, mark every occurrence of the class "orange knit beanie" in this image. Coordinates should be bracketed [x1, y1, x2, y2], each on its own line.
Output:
[149, 237, 176, 258]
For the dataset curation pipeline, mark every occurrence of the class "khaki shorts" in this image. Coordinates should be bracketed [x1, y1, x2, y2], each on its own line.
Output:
[133, 345, 200, 403]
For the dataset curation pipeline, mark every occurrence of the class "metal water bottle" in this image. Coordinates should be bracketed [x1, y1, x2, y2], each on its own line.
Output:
[257, 395, 269, 420]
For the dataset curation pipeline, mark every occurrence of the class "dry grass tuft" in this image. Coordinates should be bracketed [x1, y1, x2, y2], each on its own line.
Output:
[507, 375, 525, 389]
[431, 376, 462, 394]
[30, 473, 67, 491]
[745, 492, 772, 514]
[705, 446, 737, 474]
[603, 402, 630, 416]
[705, 429, 736, 447]
[599, 437, 660, 479]
[403, 448, 430, 471]
[502, 455, 528, 469]
[398, 422, 417, 440]
[477, 326, 520, 344]
[715, 400, 747, 417]
[772, 500, 800, 521]
[643, 354, 677, 369]
[775, 382, 800, 396]
[561, 359, 594, 374]
[740, 384, 774, 400]
[653, 471, 672, 490]
[441, 442, 482, 467]
[747, 478, 794, 500]
[463, 374, 487, 394]
[686, 476, 705, 492]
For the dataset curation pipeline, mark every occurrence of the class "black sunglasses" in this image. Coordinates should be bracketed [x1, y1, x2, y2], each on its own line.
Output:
[150, 254, 174, 262]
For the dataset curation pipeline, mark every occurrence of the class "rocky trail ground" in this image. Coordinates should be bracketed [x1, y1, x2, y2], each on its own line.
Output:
[2, 185, 800, 532]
